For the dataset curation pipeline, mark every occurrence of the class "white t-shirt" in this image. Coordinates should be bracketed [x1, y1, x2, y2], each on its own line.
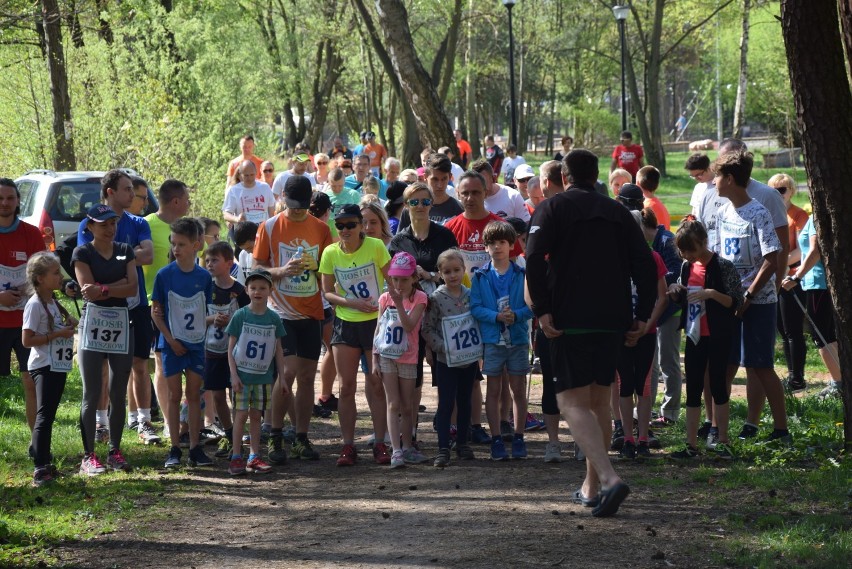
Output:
[271, 171, 317, 198]
[689, 181, 712, 213]
[500, 156, 526, 184]
[223, 182, 275, 225]
[235, 249, 253, 285]
[697, 178, 786, 252]
[714, 199, 781, 304]
[485, 184, 531, 222]
[22, 295, 67, 371]
[449, 163, 465, 187]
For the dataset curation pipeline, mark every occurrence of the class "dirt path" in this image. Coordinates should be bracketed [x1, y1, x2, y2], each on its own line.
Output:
[50, 368, 824, 569]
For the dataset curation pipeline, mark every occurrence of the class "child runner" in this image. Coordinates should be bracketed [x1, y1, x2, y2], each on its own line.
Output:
[372, 252, 429, 468]
[422, 249, 481, 467]
[668, 219, 741, 460]
[232, 221, 259, 285]
[226, 269, 288, 475]
[204, 241, 250, 459]
[151, 218, 214, 468]
[23, 252, 77, 485]
[470, 220, 534, 461]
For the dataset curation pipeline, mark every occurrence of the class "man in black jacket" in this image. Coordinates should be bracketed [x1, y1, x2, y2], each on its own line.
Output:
[525, 149, 657, 517]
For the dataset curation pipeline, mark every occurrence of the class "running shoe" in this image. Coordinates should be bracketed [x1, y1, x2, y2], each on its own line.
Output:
[318, 394, 339, 412]
[531, 357, 542, 374]
[470, 424, 491, 445]
[647, 430, 662, 449]
[490, 439, 509, 461]
[650, 416, 676, 429]
[697, 421, 712, 441]
[106, 449, 132, 472]
[336, 444, 357, 466]
[290, 438, 320, 460]
[95, 425, 110, 444]
[669, 445, 699, 460]
[784, 376, 807, 394]
[636, 442, 652, 460]
[268, 434, 288, 465]
[713, 443, 734, 460]
[199, 427, 220, 445]
[434, 448, 450, 468]
[312, 404, 332, 419]
[818, 381, 841, 399]
[373, 442, 391, 465]
[126, 420, 139, 432]
[737, 424, 759, 440]
[511, 437, 528, 459]
[524, 413, 545, 432]
[228, 456, 246, 476]
[138, 422, 161, 445]
[246, 456, 272, 473]
[215, 436, 233, 458]
[188, 445, 213, 466]
[79, 453, 106, 476]
[164, 446, 182, 468]
[610, 426, 625, 450]
[500, 420, 513, 442]
[762, 430, 793, 445]
[456, 444, 475, 460]
[206, 421, 226, 438]
[403, 446, 429, 464]
[390, 449, 405, 469]
[544, 442, 562, 463]
[178, 432, 190, 448]
[706, 428, 720, 449]
[32, 466, 54, 487]
[619, 440, 636, 460]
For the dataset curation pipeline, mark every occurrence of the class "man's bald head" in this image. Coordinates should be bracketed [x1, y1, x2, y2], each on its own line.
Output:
[240, 160, 257, 174]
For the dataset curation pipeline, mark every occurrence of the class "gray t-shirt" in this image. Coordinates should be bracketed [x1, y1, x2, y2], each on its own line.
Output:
[696, 178, 786, 251]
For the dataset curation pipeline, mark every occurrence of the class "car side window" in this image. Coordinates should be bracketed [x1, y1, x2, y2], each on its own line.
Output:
[49, 182, 101, 221]
[17, 181, 37, 217]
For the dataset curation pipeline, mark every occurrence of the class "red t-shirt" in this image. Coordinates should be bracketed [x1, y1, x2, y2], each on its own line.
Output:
[687, 260, 710, 337]
[444, 213, 523, 278]
[612, 144, 644, 180]
[0, 221, 47, 327]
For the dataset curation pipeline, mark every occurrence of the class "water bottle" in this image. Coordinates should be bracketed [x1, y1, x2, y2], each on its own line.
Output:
[290, 246, 304, 283]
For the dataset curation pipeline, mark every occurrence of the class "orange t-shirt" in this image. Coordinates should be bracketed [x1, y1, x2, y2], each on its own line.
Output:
[456, 139, 472, 164]
[644, 194, 671, 231]
[253, 214, 333, 320]
[363, 143, 387, 169]
[227, 155, 264, 179]
[786, 204, 809, 275]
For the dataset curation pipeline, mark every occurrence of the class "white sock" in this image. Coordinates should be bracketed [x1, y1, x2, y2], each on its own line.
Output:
[138, 408, 152, 424]
[128, 411, 138, 426]
[97, 410, 109, 427]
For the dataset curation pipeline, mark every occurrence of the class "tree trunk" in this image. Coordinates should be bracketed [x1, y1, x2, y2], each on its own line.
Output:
[732, 0, 750, 139]
[304, 36, 343, 150]
[437, 0, 463, 103]
[644, 0, 667, 175]
[374, 0, 456, 156]
[780, 0, 852, 450]
[39, 0, 75, 170]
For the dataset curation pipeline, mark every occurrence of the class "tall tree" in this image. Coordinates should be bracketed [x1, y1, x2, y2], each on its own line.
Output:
[780, 0, 852, 448]
[732, 0, 751, 138]
[39, 0, 75, 169]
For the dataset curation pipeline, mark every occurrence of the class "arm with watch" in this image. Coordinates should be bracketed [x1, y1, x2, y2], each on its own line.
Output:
[737, 252, 778, 318]
[782, 231, 822, 292]
[74, 261, 138, 303]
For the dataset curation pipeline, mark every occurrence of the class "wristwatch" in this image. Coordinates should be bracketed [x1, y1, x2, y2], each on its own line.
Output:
[744, 290, 753, 301]
[791, 275, 801, 283]
[429, 271, 437, 282]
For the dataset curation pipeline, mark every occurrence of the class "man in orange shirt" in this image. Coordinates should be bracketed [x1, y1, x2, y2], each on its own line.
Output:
[226, 135, 264, 190]
[454, 129, 473, 169]
[363, 131, 387, 178]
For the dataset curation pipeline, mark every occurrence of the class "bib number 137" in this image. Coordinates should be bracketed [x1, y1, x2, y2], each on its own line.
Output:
[89, 327, 121, 342]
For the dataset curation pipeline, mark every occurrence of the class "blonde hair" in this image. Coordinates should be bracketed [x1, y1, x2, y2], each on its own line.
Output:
[403, 181, 433, 202]
[360, 199, 392, 242]
[314, 152, 330, 165]
[437, 248, 466, 271]
[25, 252, 70, 330]
[399, 169, 419, 184]
[768, 173, 797, 198]
[609, 168, 632, 186]
[362, 175, 380, 196]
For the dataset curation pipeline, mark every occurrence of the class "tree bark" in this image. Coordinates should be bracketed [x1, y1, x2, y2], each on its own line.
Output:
[39, 0, 75, 170]
[374, 0, 456, 156]
[732, 0, 750, 139]
[780, 0, 852, 449]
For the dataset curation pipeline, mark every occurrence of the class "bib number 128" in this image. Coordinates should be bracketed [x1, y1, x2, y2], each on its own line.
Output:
[451, 328, 480, 350]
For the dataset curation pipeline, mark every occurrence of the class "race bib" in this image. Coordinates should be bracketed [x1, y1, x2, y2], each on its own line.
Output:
[245, 210, 266, 224]
[233, 322, 277, 375]
[49, 336, 74, 372]
[459, 250, 490, 277]
[441, 312, 483, 367]
[685, 286, 706, 345]
[277, 243, 319, 297]
[335, 263, 380, 308]
[205, 304, 233, 354]
[719, 218, 754, 269]
[373, 307, 407, 359]
[0, 264, 27, 311]
[167, 291, 207, 345]
[80, 305, 129, 354]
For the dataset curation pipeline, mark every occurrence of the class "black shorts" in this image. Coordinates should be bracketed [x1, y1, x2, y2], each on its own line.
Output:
[130, 305, 153, 360]
[281, 318, 322, 360]
[330, 317, 376, 353]
[150, 311, 162, 353]
[806, 289, 838, 348]
[0, 327, 30, 376]
[550, 332, 621, 393]
[203, 356, 230, 391]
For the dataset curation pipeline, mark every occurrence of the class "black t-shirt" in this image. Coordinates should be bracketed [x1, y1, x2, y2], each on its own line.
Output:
[211, 280, 250, 309]
[389, 221, 459, 273]
[397, 197, 464, 231]
[71, 242, 135, 308]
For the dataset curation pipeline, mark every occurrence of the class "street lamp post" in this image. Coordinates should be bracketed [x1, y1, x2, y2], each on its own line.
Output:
[613, 5, 629, 132]
[503, 0, 518, 148]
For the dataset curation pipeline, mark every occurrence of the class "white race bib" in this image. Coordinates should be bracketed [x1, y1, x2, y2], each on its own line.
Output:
[277, 243, 319, 297]
[167, 290, 207, 345]
[49, 336, 74, 372]
[459, 249, 490, 277]
[233, 322, 277, 374]
[686, 286, 706, 345]
[0, 264, 27, 311]
[373, 307, 407, 359]
[80, 305, 129, 354]
[335, 263, 380, 307]
[205, 303, 233, 354]
[441, 312, 483, 367]
[245, 210, 266, 224]
[719, 218, 754, 269]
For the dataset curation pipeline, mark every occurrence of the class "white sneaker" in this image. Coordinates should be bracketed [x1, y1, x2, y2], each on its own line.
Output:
[818, 381, 841, 399]
[390, 449, 405, 469]
[544, 442, 562, 463]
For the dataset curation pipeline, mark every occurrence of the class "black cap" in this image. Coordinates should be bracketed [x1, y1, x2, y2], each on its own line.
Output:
[86, 204, 120, 223]
[284, 176, 313, 209]
[310, 191, 332, 215]
[617, 183, 645, 211]
[385, 181, 408, 206]
[334, 203, 363, 221]
[505, 216, 529, 236]
[245, 268, 273, 286]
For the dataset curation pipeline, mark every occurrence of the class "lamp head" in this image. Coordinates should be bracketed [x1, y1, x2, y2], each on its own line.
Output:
[613, 5, 629, 20]
[502, 0, 517, 6]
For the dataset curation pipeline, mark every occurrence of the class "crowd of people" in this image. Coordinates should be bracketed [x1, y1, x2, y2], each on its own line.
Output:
[3, 129, 842, 518]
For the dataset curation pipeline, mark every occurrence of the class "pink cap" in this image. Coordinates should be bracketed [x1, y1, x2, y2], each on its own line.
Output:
[388, 252, 417, 277]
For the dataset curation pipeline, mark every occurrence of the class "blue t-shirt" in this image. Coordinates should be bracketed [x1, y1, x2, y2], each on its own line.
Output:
[798, 216, 826, 291]
[344, 174, 388, 200]
[151, 262, 213, 349]
[78, 211, 152, 306]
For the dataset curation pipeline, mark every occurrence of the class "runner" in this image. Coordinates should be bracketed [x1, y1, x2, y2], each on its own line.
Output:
[223, 160, 275, 227]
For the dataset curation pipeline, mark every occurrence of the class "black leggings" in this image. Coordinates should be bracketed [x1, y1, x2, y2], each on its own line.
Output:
[777, 286, 806, 380]
[806, 289, 838, 348]
[535, 328, 559, 415]
[617, 333, 656, 397]
[433, 359, 478, 449]
[30, 366, 67, 468]
[684, 335, 730, 407]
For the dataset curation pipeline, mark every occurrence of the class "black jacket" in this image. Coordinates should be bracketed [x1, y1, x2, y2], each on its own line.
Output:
[673, 253, 742, 334]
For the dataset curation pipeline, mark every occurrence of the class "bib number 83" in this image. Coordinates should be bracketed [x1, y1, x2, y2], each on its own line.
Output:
[724, 237, 741, 256]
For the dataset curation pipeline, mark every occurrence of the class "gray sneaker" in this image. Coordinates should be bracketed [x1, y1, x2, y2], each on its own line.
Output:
[544, 442, 562, 463]
[706, 428, 720, 449]
[818, 381, 841, 399]
[434, 448, 451, 467]
[164, 446, 182, 468]
[403, 447, 429, 464]
[138, 422, 161, 445]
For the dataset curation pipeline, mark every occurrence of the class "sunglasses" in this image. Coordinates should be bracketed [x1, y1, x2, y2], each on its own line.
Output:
[134, 194, 148, 201]
[772, 185, 788, 195]
[407, 198, 433, 207]
[263, 169, 274, 173]
[316, 161, 329, 165]
[335, 221, 359, 230]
